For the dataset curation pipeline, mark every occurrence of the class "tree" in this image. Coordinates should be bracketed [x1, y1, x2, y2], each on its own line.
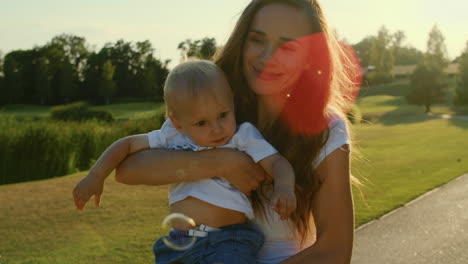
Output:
[177, 37, 217, 60]
[199, 37, 217, 59]
[178, 39, 200, 60]
[426, 25, 448, 67]
[81, 51, 104, 102]
[0, 50, 4, 76]
[454, 41, 468, 105]
[394, 46, 424, 65]
[368, 26, 395, 84]
[54, 62, 78, 103]
[33, 57, 52, 104]
[140, 58, 170, 99]
[48, 34, 90, 80]
[353, 36, 375, 68]
[98, 60, 116, 105]
[0, 51, 4, 104]
[407, 25, 449, 113]
[105, 39, 140, 97]
[408, 62, 448, 113]
[2, 54, 23, 104]
[41, 34, 90, 103]
[391, 31, 406, 65]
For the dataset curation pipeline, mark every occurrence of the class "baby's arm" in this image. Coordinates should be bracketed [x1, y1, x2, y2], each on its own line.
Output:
[72, 134, 150, 210]
[259, 154, 297, 220]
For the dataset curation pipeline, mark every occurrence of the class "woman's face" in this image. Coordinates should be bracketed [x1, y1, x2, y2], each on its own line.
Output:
[243, 3, 314, 96]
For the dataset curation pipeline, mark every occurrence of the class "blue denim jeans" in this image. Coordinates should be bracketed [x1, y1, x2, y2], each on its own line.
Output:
[153, 223, 264, 264]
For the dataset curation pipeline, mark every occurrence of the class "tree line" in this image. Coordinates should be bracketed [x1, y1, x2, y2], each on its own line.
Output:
[0, 35, 219, 106]
[352, 25, 468, 110]
[0, 28, 467, 109]
[0, 34, 171, 105]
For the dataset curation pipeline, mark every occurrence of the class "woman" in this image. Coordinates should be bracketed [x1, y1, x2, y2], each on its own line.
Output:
[116, 0, 357, 263]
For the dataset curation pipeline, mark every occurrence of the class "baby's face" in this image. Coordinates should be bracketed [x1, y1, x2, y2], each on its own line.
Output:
[174, 93, 236, 147]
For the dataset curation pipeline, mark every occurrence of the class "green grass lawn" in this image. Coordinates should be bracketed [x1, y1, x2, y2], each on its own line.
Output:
[357, 95, 468, 123]
[91, 102, 165, 120]
[352, 117, 468, 226]
[0, 102, 165, 120]
[0, 104, 51, 118]
[1, 94, 468, 263]
[0, 172, 169, 264]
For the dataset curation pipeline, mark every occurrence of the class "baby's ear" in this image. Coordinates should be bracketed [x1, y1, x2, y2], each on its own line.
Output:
[169, 116, 185, 133]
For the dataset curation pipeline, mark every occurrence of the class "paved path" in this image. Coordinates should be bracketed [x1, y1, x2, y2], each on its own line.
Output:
[352, 173, 468, 264]
[427, 113, 468, 121]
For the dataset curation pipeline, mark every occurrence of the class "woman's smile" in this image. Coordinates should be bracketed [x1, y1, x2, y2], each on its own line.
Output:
[255, 66, 284, 81]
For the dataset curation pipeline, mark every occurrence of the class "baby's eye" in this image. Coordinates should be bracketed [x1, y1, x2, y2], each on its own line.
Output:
[219, 112, 228, 119]
[196, 121, 206, 127]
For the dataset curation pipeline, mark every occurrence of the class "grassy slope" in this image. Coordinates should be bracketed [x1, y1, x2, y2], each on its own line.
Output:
[0, 172, 169, 263]
[1, 92, 468, 263]
[354, 92, 468, 225]
[353, 117, 468, 226]
[1, 117, 467, 263]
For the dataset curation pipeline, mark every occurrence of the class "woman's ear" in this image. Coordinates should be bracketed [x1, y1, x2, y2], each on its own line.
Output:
[169, 115, 185, 134]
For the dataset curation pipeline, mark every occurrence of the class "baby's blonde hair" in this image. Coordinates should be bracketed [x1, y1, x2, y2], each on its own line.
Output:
[164, 59, 233, 118]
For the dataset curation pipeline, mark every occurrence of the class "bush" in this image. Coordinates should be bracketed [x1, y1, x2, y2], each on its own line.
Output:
[366, 72, 395, 85]
[0, 111, 166, 185]
[51, 102, 114, 122]
[85, 109, 114, 122]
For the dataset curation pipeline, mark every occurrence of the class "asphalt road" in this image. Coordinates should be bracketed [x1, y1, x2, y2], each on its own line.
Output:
[352, 173, 468, 264]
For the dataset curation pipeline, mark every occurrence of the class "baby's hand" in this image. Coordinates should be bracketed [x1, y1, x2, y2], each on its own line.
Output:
[270, 186, 297, 220]
[72, 173, 104, 211]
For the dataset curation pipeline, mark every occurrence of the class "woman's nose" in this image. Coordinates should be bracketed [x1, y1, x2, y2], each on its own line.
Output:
[260, 43, 276, 61]
[260, 44, 279, 68]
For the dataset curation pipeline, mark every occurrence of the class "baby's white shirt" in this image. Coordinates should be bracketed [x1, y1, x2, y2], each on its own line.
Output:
[147, 120, 278, 219]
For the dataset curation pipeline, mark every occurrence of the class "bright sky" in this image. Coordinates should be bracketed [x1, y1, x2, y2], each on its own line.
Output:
[1, 0, 467, 68]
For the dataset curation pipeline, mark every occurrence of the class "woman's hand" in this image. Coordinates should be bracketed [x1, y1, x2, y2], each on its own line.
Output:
[219, 149, 266, 195]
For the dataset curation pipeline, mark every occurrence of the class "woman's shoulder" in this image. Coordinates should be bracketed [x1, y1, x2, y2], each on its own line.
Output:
[328, 113, 348, 135]
[314, 113, 350, 167]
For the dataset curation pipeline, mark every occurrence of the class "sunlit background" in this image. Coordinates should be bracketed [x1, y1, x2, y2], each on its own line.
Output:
[1, 0, 467, 67]
[1, 1, 468, 263]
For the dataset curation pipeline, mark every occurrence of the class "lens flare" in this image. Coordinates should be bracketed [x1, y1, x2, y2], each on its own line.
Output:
[258, 32, 362, 135]
[160, 213, 197, 251]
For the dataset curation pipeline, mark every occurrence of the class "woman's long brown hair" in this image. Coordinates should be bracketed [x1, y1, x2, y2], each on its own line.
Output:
[215, 0, 358, 244]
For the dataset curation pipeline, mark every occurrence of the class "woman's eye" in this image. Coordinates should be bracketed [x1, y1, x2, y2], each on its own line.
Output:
[281, 45, 296, 52]
[249, 36, 264, 44]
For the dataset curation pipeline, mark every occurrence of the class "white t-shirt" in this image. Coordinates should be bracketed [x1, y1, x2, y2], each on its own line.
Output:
[254, 117, 350, 264]
[147, 120, 278, 219]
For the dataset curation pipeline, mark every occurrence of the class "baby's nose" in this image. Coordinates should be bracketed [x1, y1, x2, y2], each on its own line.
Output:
[212, 121, 222, 133]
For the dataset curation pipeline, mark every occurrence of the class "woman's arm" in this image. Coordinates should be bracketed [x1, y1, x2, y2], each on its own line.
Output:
[115, 148, 266, 195]
[281, 145, 354, 264]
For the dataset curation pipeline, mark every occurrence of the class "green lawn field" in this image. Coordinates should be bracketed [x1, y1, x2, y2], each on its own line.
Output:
[1, 94, 467, 263]
[0, 102, 165, 120]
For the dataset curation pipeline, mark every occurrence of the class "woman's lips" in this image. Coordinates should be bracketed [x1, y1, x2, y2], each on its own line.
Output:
[254, 66, 283, 81]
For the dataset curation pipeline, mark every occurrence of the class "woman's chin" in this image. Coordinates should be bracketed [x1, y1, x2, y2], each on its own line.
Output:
[251, 80, 288, 96]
